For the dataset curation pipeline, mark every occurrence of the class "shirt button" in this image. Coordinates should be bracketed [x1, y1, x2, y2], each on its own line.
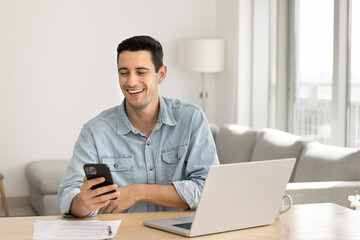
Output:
[147, 141, 150, 146]
[114, 163, 118, 168]
[149, 166, 154, 171]
[176, 154, 179, 159]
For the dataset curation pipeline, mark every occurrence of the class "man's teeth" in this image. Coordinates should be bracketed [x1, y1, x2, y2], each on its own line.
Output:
[128, 89, 144, 94]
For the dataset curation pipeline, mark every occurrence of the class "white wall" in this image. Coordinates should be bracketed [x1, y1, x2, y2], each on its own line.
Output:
[214, 0, 240, 126]
[0, 0, 220, 197]
[214, 0, 255, 127]
[251, 0, 271, 129]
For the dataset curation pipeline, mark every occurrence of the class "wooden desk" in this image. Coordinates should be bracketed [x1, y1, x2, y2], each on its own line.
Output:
[1, 203, 360, 239]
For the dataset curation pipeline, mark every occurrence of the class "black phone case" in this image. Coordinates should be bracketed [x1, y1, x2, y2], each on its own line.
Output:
[83, 163, 117, 199]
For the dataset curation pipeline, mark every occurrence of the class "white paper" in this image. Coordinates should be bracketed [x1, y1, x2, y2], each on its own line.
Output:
[32, 220, 121, 240]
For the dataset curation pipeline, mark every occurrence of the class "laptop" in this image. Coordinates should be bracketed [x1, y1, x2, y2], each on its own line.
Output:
[143, 158, 295, 237]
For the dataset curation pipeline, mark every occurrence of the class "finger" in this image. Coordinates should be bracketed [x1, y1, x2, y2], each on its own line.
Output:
[104, 204, 115, 214]
[81, 178, 106, 198]
[81, 183, 118, 204]
[103, 199, 119, 214]
[110, 207, 120, 214]
[74, 191, 105, 213]
[92, 184, 118, 198]
[79, 183, 98, 199]
[111, 205, 125, 214]
[94, 191, 120, 205]
[84, 177, 105, 189]
[77, 182, 117, 213]
[96, 191, 120, 214]
[79, 184, 94, 201]
[99, 201, 110, 214]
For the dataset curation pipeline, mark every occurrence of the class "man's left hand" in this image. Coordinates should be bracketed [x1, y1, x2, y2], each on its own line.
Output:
[98, 184, 139, 214]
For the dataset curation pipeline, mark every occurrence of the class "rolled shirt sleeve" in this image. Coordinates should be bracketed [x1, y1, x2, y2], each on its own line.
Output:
[172, 107, 219, 210]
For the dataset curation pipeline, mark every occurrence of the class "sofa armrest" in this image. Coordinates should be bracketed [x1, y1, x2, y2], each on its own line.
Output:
[26, 160, 69, 194]
[285, 181, 360, 208]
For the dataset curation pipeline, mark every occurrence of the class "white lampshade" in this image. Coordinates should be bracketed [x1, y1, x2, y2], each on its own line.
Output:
[177, 39, 225, 73]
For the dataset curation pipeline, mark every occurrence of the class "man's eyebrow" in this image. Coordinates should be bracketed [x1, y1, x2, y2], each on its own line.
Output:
[118, 67, 128, 72]
[135, 67, 150, 71]
[118, 67, 150, 72]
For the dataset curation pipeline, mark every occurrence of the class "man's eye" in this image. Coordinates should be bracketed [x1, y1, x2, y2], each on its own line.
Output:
[137, 71, 147, 75]
[119, 72, 129, 76]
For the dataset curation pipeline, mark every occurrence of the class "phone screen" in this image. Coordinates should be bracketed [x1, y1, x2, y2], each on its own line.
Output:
[83, 163, 117, 200]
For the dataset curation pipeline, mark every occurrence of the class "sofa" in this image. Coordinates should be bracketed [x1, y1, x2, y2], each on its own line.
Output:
[26, 159, 69, 216]
[26, 124, 360, 215]
[213, 124, 360, 209]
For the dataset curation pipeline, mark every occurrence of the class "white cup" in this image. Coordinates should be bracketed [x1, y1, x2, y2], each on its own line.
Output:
[277, 194, 292, 218]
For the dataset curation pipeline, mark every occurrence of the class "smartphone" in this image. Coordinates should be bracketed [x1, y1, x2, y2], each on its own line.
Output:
[83, 163, 117, 200]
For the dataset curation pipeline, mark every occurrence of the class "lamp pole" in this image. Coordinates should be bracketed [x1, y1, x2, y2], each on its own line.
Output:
[177, 39, 225, 115]
[199, 72, 208, 113]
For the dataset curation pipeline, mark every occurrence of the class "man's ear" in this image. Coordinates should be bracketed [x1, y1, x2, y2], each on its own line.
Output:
[157, 65, 167, 84]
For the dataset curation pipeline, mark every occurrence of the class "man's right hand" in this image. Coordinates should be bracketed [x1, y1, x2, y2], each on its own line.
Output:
[70, 176, 120, 217]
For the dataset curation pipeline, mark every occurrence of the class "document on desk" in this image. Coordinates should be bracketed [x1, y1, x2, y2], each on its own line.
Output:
[32, 219, 121, 240]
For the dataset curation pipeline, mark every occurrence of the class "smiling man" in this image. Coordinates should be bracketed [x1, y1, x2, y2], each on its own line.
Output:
[58, 36, 219, 217]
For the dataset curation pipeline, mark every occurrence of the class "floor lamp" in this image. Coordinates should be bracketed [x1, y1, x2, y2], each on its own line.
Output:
[177, 39, 225, 113]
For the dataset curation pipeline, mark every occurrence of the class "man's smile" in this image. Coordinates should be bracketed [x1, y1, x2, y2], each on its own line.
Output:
[127, 89, 145, 94]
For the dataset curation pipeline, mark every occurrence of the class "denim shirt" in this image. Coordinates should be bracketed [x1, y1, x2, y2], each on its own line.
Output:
[58, 96, 219, 215]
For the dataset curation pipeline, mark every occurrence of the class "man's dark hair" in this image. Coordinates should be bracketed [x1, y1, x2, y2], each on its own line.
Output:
[117, 35, 164, 72]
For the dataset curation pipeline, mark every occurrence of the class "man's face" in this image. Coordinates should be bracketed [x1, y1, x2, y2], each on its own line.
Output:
[118, 50, 166, 111]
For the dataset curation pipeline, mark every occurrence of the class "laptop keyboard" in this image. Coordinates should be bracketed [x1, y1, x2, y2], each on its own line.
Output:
[173, 222, 193, 230]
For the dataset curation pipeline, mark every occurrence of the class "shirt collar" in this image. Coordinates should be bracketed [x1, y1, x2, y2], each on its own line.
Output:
[117, 96, 177, 135]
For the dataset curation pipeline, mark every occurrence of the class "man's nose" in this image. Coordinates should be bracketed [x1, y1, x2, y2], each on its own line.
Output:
[127, 72, 139, 86]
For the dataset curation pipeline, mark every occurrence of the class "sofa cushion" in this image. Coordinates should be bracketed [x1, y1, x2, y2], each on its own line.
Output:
[26, 160, 69, 194]
[286, 181, 360, 208]
[251, 128, 310, 161]
[215, 124, 258, 164]
[250, 128, 311, 182]
[293, 142, 360, 182]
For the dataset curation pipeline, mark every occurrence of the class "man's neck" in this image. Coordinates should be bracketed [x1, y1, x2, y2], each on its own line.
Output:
[125, 101, 159, 137]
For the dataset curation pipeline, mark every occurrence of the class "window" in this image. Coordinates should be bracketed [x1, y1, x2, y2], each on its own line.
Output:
[349, 0, 360, 147]
[292, 0, 334, 144]
[289, 0, 359, 147]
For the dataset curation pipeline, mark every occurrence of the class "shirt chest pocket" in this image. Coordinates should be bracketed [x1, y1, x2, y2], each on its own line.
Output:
[161, 146, 188, 181]
[101, 156, 135, 182]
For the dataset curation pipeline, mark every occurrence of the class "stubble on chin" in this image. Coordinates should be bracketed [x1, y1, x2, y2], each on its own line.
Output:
[125, 96, 149, 111]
